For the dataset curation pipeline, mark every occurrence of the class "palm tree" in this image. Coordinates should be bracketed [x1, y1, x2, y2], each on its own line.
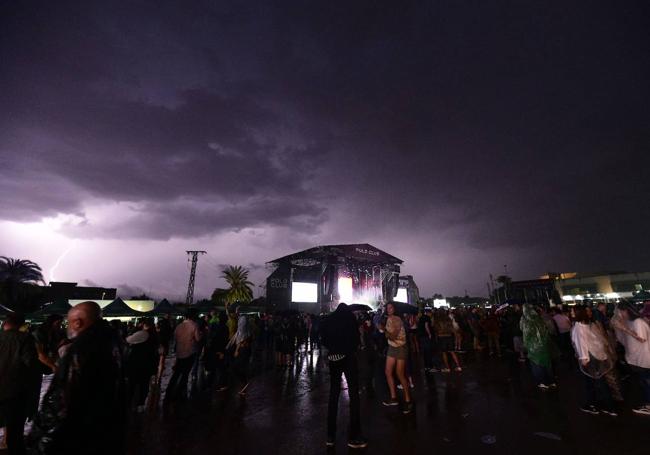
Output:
[221, 265, 254, 307]
[0, 257, 45, 312]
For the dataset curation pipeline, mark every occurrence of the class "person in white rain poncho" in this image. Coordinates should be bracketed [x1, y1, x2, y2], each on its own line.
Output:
[611, 301, 650, 416]
[227, 315, 253, 396]
[571, 306, 616, 416]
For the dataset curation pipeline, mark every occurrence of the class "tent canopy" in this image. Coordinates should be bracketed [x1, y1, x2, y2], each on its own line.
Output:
[150, 299, 182, 315]
[101, 298, 144, 317]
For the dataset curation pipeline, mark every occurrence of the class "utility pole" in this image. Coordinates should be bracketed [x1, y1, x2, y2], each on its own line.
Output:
[185, 250, 206, 305]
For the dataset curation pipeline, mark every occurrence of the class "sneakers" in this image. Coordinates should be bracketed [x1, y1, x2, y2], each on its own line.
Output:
[601, 409, 618, 417]
[382, 398, 399, 407]
[549, 383, 558, 389]
[347, 436, 369, 449]
[632, 405, 650, 415]
[537, 384, 549, 390]
[580, 405, 600, 415]
[402, 401, 414, 415]
[441, 368, 451, 373]
[455, 367, 463, 372]
[326, 436, 335, 448]
[397, 384, 403, 390]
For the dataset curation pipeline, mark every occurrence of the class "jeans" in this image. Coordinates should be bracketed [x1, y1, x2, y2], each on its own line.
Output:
[328, 355, 361, 440]
[234, 348, 251, 385]
[530, 361, 554, 385]
[558, 332, 571, 353]
[127, 374, 152, 407]
[486, 332, 500, 354]
[166, 354, 196, 400]
[582, 374, 614, 410]
[632, 365, 650, 404]
[419, 337, 433, 369]
[4, 398, 27, 455]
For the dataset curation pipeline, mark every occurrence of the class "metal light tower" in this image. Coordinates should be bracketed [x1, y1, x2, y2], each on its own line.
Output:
[185, 250, 206, 305]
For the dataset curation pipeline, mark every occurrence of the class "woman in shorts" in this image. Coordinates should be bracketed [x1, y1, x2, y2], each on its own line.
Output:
[381, 303, 413, 414]
[435, 309, 462, 372]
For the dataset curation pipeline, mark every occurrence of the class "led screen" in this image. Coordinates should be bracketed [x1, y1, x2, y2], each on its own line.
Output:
[291, 282, 318, 303]
[394, 288, 408, 303]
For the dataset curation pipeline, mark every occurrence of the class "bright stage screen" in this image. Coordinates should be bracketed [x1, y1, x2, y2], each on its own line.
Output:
[291, 282, 318, 303]
[394, 288, 408, 303]
[338, 277, 353, 303]
[434, 298, 449, 308]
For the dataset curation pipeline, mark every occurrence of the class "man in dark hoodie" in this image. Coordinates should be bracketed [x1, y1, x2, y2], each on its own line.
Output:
[320, 302, 367, 449]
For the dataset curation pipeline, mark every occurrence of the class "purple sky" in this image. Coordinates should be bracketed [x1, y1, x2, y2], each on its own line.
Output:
[1, 1, 650, 300]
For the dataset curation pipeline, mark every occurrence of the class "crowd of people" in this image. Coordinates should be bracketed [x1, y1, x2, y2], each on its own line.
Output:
[1, 298, 649, 453]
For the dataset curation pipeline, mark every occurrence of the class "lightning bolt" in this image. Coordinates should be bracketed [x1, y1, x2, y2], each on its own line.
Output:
[49, 241, 77, 283]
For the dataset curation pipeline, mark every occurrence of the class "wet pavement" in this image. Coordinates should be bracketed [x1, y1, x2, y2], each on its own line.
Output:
[127, 348, 650, 455]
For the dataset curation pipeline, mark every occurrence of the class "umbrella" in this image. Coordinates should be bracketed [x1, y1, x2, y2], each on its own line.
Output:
[495, 303, 510, 313]
[28, 299, 71, 318]
[275, 309, 300, 316]
[630, 290, 650, 302]
[392, 302, 419, 315]
[348, 303, 373, 312]
[0, 304, 14, 316]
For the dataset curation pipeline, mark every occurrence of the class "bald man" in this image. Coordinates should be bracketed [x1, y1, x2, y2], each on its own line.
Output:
[28, 301, 126, 455]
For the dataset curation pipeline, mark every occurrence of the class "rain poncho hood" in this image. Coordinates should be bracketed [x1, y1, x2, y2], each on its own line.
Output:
[521, 304, 554, 368]
[227, 315, 251, 349]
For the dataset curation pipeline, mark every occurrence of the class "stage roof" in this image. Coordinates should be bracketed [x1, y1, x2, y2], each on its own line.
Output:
[268, 243, 403, 266]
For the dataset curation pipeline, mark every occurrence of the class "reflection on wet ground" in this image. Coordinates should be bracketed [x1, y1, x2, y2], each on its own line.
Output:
[126, 348, 650, 454]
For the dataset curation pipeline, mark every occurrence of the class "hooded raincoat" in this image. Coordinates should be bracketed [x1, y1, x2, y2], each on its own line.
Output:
[520, 304, 554, 368]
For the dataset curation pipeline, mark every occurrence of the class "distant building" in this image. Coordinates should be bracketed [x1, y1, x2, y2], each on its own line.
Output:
[1, 281, 119, 313]
[46, 281, 117, 302]
[495, 278, 560, 305]
[553, 272, 650, 303]
[445, 296, 490, 308]
[496, 272, 650, 305]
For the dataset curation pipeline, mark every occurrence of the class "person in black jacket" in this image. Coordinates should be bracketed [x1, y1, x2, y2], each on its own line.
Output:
[28, 301, 126, 455]
[206, 312, 230, 391]
[125, 318, 159, 412]
[0, 312, 40, 455]
[320, 303, 367, 449]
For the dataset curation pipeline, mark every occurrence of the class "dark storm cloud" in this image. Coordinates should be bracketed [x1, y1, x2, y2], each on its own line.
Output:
[63, 197, 327, 240]
[116, 283, 149, 299]
[2, 0, 650, 277]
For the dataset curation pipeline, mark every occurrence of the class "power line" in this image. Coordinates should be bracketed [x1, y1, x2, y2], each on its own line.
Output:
[185, 250, 206, 305]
